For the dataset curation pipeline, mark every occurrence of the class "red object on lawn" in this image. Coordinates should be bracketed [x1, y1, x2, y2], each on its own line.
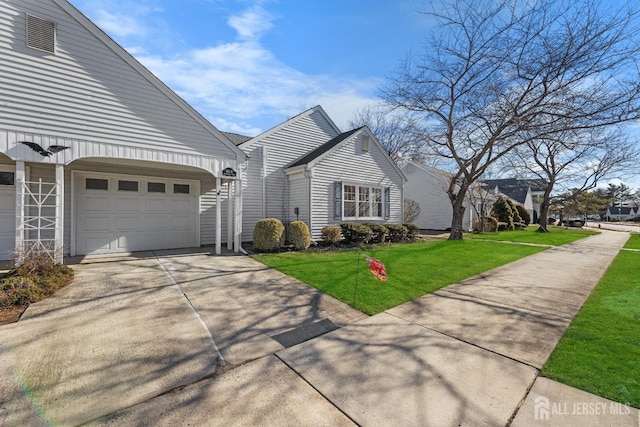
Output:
[365, 256, 387, 281]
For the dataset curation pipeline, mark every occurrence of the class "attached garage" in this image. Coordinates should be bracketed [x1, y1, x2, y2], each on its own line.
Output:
[73, 172, 200, 256]
[0, 166, 15, 260]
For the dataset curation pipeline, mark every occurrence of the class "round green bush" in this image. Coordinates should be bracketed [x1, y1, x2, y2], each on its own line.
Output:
[289, 221, 311, 250]
[321, 226, 342, 244]
[403, 223, 420, 237]
[386, 224, 408, 242]
[340, 222, 373, 244]
[365, 223, 389, 243]
[253, 218, 285, 252]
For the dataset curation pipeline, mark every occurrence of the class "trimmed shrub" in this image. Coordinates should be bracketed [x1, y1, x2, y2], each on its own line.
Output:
[386, 224, 408, 242]
[483, 216, 499, 232]
[515, 205, 531, 226]
[289, 221, 311, 250]
[340, 222, 373, 244]
[491, 197, 515, 230]
[365, 223, 388, 243]
[321, 226, 342, 244]
[253, 218, 285, 251]
[403, 223, 420, 237]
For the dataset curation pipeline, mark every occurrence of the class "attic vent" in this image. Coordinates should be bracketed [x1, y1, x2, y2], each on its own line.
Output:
[26, 14, 56, 54]
[361, 135, 369, 152]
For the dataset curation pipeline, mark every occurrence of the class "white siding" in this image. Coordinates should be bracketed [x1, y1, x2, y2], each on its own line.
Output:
[288, 172, 310, 227]
[0, 0, 237, 160]
[309, 132, 404, 239]
[240, 107, 339, 241]
[402, 162, 474, 231]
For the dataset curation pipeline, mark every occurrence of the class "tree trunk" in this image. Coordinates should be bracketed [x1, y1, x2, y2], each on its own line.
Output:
[448, 194, 467, 240]
[536, 182, 554, 233]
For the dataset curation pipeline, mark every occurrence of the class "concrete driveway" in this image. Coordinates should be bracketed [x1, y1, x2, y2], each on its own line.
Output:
[0, 250, 364, 426]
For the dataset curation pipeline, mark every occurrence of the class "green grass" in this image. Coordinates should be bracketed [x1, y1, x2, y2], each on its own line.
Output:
[465, 225, 598, 246]
[253, 240, 545, 315]
[541, 250, 640, 408]
[623, 233, 640, 250]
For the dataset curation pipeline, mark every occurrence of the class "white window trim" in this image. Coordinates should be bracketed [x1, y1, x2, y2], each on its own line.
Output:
[342, 183, 384, 221]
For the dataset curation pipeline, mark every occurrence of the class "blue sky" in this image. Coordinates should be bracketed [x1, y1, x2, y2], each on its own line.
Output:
[71, 0, 433, 136]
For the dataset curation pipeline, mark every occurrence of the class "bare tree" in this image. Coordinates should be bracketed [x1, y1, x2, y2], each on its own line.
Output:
[404, 199, 421, 223]
[506, 127, 639, 231]
[349, 105, 426, 163]
[382, 0, 640, 239]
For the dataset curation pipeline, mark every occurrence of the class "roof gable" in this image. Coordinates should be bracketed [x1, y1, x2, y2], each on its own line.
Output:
[239, 105, 341, 150]
[3, 0, 244, 160]
[286, 126, 407, 182]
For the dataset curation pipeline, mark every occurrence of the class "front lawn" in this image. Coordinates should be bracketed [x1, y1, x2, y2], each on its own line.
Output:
[253, 240, 545, 315]
[622, 233, 640, 250]
[466, 225, 598, 246]
[541, 248, 640, 408]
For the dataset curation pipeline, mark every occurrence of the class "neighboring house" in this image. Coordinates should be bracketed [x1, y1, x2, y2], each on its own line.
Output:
[0, 0, 247, 262]
[482, 178, 547, 224]
[401, 161, 489, 232]
[605, 206, 638, 221]
[235, 106, 406, 240]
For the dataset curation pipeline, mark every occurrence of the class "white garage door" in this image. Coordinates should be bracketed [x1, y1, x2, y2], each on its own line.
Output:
[75, 172, 199, 255]
[0, 168, 16, 261]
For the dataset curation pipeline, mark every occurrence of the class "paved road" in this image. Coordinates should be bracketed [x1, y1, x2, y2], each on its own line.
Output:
[1, 232, 638, 426]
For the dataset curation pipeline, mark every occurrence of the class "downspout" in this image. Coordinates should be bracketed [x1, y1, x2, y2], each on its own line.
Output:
[305, 167, 313, 238]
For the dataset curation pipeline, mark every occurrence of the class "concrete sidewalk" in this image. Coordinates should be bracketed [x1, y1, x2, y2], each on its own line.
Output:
[278, 230, 639, 426]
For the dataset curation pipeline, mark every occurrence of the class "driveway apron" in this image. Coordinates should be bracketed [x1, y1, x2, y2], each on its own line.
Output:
[0, 256, 219, 426]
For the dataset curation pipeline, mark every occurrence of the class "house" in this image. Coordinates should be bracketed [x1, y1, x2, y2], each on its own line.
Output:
[401, 161, 491, 232]
[482, 178, 547, 224]
[235, 106, 406, 241]
[0, 0, 247, 262]
[605, 206, 638, 221]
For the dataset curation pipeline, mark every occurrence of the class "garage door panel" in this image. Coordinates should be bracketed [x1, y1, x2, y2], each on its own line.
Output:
[145, 198, 168, 212]
[79, 215, 115, 233]
[78, 196, 112, 212]
[145, 214, 167, 230]
[76, 173, 198, 256]
[81, 235, 116, 254]
[117, 197, 142, 212]
[171, 199, 195, 213]
[116, 216, 140, 231]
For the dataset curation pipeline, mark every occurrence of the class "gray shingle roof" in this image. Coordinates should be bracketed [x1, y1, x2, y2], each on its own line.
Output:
[286, 127, 363, 169]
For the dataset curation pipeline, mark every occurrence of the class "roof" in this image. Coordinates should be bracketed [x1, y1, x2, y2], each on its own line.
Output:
[221, 132, 252, 146]
[482, 178, 548, 192]
[286, 127, 362, 168]
[608, 206, 638, 215]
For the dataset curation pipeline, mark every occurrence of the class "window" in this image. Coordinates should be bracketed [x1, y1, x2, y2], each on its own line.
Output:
[340, 184, 386, 220]
[361, 135, 369, 152]
[118, 180, 138, 192]
[344, 185, 356, 217]
[26, 14, 56, 54]
[0, 171, 15, 186]
[147, 182, 166, 193]
[174, 183, 190, 194]
[86, 178, 108, 190]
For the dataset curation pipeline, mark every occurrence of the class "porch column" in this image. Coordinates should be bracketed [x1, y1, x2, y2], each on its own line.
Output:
[15, 161, 25, 258]
[234, 179, 243, 253]
[55, 164, 64, 263]
[227, 181, 233, 250]
[215, 177, 221, 255]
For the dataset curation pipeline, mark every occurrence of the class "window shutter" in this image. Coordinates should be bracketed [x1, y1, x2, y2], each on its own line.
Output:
[384, 187, 391, 219]
[334, 182, 343, 220]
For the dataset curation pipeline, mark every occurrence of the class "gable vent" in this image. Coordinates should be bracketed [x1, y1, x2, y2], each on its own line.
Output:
[26, 14, 56, 54]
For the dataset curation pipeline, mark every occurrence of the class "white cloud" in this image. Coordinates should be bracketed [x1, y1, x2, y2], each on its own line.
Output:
[94, 10, 147, 38]
[227, 5, 274, 41]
